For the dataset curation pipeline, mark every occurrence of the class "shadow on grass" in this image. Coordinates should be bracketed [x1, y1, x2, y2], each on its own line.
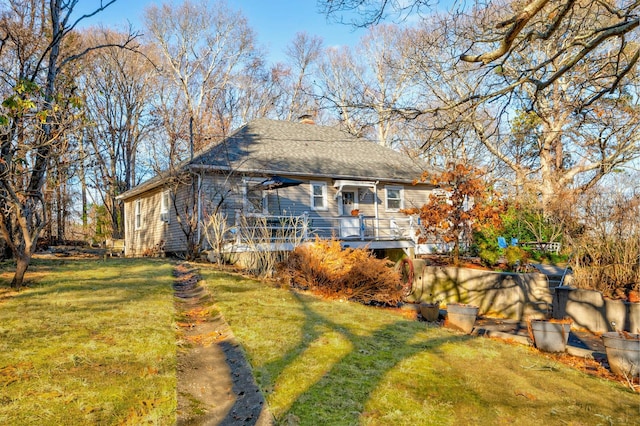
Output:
[0, 258, 174, 313]
[275, 292, 472, 423]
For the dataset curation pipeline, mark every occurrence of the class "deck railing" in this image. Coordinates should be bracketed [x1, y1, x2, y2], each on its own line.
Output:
[232, 211, 418, 244]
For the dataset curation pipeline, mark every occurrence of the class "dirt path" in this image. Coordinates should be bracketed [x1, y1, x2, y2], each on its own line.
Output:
[173, 263, 272, 425]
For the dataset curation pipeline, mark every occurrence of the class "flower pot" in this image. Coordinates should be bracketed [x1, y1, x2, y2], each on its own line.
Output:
[530, 320, 570, 353]
[602, 332, 640, 377]
[446, 303, 479, 334]
[420, 303, 440, 322]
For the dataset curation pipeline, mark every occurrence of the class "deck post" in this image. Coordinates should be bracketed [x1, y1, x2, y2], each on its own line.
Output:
[359, 213, 365, 240]
[302, 211, 309, 241]
[234, 209, 242, 244]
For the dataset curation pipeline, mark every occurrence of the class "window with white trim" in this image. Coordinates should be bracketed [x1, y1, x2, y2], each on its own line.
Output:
[243, 179, 268, 214]
[160, 190, 170, 223]
[134, 199, 142, 230]
[310, 181, 327, 210]
[385, 186, 404, 211]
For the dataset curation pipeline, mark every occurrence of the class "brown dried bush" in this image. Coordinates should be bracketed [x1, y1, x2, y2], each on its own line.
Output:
[278, 238, 404, 305]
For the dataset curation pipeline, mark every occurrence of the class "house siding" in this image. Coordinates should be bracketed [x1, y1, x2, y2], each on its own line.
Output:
[124, 187, 173, 256]
[124, 173, 434, 255]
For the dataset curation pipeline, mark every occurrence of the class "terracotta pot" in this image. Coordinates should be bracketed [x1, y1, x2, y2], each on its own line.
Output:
[531, 320, 570, 353]
[602, 332, 640, 376]
[446, 303, 479, 334]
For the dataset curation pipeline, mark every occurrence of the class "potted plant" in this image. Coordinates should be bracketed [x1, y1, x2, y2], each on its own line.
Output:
[445, 303, 479, 334]
[420, 300, 441, 322]
[528, 318, 572, 353]
[601, 331, 640, 377]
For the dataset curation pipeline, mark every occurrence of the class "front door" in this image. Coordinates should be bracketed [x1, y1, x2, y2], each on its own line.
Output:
[339, 190, 359, 238]
[340, 190, 358, 216]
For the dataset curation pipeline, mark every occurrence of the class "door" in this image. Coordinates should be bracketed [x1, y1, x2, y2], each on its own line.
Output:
[339, 190, 359, 237]
[340, 190, 358, 216]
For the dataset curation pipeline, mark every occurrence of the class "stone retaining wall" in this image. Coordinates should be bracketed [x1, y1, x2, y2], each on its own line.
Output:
[409, 259, 640, 332]
[409, 259, 551, 320]
[553, 287, 640, 333]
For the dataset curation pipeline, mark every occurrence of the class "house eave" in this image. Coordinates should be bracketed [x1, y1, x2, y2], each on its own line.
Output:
[118, 161, 430, 202]
[187, 164, 428, 186]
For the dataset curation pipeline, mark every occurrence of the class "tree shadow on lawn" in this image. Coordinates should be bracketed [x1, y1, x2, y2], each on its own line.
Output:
[260, 290, 473, 423]
[0, 258, 174, 314]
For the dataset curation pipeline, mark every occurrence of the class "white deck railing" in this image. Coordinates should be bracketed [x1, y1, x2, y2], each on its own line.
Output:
[232, 212, 418, 244]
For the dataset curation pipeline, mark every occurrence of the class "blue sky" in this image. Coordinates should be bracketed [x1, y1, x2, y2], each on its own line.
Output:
[76, 0, 370, 63]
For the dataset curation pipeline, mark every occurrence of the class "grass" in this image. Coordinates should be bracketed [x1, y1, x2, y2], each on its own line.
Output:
[0, 258, 176, 425]
[200, 266, 640, 426]
[2, 259, 638, 425]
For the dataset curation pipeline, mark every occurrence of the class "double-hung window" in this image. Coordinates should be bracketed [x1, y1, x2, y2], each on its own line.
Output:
[134, 199, 142, 230]
[243, 179, 267, 214]
[385, 186, 404, 212]
[160, 190, 170, 223]
[310, 181, 327, 210]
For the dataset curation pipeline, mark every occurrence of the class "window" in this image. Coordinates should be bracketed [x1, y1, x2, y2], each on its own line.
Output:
[134, 199, 142, 230]
[385, 186, 404, 211]
[160, 190, 170, 223]
[310, 181, 327, 210]
[243, 180, 267, 214]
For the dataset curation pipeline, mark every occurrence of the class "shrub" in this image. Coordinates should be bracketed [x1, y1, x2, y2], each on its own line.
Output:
[569, 185, 640, 300]
[478, 246, 500, 267]
[278, 238, 405, 305]
[473, 229, 502, 267]
[504, 246, 528, 268]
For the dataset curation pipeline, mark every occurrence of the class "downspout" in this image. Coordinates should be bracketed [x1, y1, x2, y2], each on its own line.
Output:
[374, 181, 379, 239]
[197, 172, 202, 246]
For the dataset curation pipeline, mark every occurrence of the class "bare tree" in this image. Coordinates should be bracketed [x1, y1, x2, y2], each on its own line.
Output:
[316, 25, 417, 146]
[0, 0, 137, 288]
[320, 3, 640, 216]
[79, 28, 157, 240]
[322, 0, 639, 104]
[143, 0, 264, 260]
[273, 32, 324, 120]
[144, 0, 259, 163]
[213, 54, 279, 127]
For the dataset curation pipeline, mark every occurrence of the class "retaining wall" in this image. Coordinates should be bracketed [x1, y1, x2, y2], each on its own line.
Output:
[408, 259, 551, 320]
[553, 287, 640, 333]
[409, 259, 640, 332]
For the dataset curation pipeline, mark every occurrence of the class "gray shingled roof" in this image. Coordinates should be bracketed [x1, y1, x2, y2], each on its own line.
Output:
[119, 118, 431, 200]
[191, 118, 428, 179]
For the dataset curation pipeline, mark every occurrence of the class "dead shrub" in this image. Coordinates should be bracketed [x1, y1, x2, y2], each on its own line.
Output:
[278, 238, 404, 305]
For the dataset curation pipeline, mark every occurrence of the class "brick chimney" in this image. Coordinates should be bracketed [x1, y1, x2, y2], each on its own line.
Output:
[298, 114, 315, 125]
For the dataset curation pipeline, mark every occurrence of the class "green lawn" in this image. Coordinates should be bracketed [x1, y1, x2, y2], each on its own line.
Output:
[201, 267, 640, 426]
[0, 258, 176, 425]
[1, 260, 638, 425]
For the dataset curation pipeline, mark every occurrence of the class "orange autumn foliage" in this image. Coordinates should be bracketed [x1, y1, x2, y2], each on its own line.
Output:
[279, 238, 405, 305]
[404, 163, 505, 264]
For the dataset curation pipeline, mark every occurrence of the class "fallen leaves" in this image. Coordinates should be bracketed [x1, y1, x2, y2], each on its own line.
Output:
[514, 390, 537, 400]
[0, 362, 32, 387]
[184, 331, 224, 347]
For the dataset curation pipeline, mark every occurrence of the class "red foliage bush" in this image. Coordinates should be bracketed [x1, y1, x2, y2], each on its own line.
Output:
[278, 238, 404, 305]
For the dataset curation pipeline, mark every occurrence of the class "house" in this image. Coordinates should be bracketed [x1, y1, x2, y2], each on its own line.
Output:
[117, 118, 437, 259]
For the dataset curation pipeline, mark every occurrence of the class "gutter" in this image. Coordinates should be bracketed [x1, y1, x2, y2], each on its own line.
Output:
[196, 172, 202, 246]
[187, 164, 426, 186]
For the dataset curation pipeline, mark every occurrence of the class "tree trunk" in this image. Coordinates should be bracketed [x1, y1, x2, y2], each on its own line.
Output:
[11, 254, 31, 290]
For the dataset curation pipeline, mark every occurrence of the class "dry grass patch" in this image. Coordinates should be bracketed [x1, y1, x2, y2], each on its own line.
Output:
[0, 258, 176, 425]
[201, 267, 640, 425]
